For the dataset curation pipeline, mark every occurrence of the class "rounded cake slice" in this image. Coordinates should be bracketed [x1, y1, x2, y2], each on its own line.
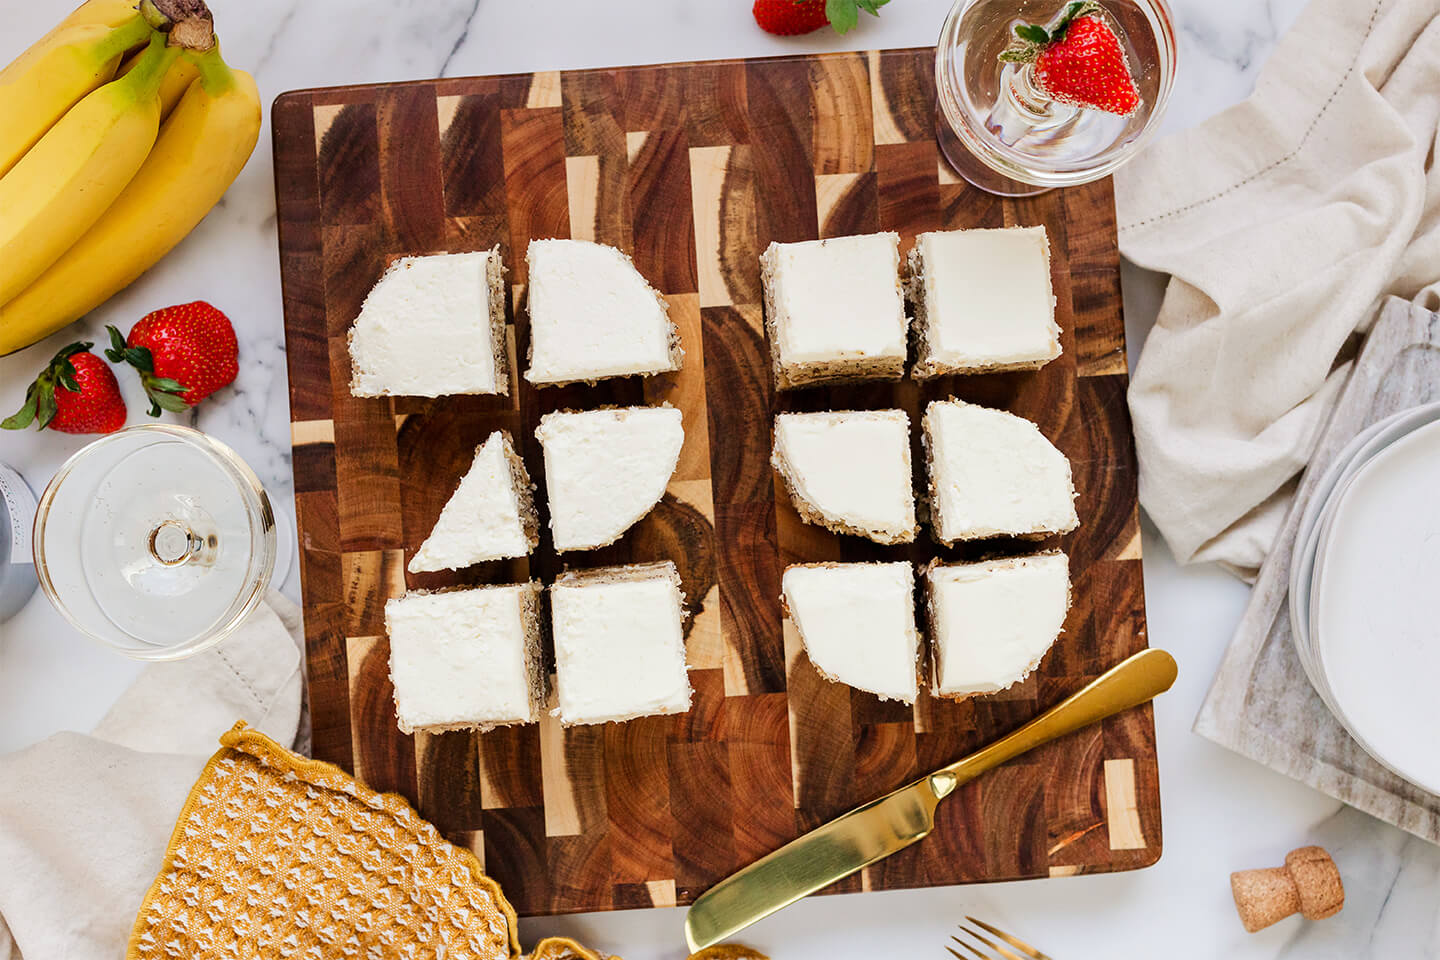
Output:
[781, 561, 920, 703]
[534, 405, 684, 552]
[923, 398, 1079, 545]
[772, 409, 917, 544]
[524, 238, 683, 386]
[408, 430, 539, 573]
[925, 551, 1071, 698]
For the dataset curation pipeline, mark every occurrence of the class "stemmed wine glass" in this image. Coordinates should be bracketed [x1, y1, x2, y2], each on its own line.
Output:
[32, 424, 276, 660]
[935, 0, 1177, 196]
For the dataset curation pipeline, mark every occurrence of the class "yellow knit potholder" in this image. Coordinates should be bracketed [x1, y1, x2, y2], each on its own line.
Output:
[127, 722, 520, 960]
[127, 723, 770, 960]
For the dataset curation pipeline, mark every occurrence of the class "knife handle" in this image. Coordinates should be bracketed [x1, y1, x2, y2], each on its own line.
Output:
[930, 648, 1178, 798]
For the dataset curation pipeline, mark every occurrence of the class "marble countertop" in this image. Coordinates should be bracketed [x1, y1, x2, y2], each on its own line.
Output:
[4, 0, 1438, 956]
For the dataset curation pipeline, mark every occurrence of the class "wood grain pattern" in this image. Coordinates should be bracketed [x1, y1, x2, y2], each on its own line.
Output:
[274, 47, 1159, 917]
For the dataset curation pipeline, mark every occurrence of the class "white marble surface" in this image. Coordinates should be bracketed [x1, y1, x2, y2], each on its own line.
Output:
[4, 0, 1440, 957]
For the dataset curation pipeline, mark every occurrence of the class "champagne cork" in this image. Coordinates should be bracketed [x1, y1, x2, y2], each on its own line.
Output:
[1231, 846, 1344, 933]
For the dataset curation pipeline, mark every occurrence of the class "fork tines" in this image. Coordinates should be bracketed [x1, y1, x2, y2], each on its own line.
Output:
[945, 917, 1053, 960]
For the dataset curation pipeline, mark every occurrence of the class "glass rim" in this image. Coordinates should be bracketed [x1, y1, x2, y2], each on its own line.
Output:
[32, 423, 277, 661]
[935, 0, 1178, 188]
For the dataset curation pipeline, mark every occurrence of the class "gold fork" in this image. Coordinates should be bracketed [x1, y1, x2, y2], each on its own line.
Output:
[947, 917, 1053, 960]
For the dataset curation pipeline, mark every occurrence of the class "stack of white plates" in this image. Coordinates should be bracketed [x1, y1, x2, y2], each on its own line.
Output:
[1289, 401, 1440, 793]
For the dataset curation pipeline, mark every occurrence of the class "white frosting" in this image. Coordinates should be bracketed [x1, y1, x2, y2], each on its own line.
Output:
[550, 567, 691, 724]
[349, 250, 501, 397]
[782, 562, 919, 703]
[765, 233, 907, 366]
[386, 586, 537, 730]
[925, 399, 1078, 541]
[929, 553, 1070, 696]
[408, 432, 530, 573]
[773, 410, 915, 541]
[916, 226, 1060, 369]
[535, 406, 684, 551]
[525, 238, 678, 383]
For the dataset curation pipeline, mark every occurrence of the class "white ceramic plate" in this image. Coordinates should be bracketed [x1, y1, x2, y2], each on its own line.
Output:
[1313, 417, 1440, 793]
[1289, 403, 1440, 664]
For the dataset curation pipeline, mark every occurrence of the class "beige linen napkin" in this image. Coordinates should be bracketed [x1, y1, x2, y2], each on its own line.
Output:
[1116, 0, 1440, 577]
[0, 594, 303, 960]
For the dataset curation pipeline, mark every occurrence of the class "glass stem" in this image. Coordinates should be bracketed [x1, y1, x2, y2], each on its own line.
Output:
[149, 520, 200, 566]
[986, 64, 1061, 145]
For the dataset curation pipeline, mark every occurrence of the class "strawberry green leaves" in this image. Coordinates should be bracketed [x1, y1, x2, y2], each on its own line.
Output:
[1000, 1, 1101, 62]
[105, 324, 190, 416]
[825, 0, 890, 34]
[2, 342, 90, 431]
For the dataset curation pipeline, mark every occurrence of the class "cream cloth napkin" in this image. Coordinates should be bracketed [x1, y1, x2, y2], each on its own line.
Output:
[1116, 0, 1440, 577]
[0, 594, 304, 960]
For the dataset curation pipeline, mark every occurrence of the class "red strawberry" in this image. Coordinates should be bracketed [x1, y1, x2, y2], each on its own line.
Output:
[3, 342, 127, 434]
[753, 0, 890, 36]
[105, 301, 238, 416]
[1001, 2, 1140, 116]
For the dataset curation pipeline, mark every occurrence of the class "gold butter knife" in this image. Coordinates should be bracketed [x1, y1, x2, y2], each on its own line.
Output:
[684, 648, 1178, 952]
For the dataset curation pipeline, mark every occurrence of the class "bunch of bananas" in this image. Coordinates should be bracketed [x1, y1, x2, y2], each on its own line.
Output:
[0, 0, 260, 356]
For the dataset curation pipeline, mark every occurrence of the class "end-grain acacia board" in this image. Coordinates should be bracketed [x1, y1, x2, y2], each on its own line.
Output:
[273, 47, 1158, 917]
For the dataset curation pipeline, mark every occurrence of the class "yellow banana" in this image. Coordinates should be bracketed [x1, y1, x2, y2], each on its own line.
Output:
[0, 33, 179, 310]
[118, 43, 199, 119]
[0, 47, 260, 355]
[58, 0, 147, 30]
[0, 0, 144, 86]
[0, 15, 155, 176]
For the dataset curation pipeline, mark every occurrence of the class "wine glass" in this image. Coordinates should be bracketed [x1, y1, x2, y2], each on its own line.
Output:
[935, 0, 1177, 196]
[32, 424, 276, 660]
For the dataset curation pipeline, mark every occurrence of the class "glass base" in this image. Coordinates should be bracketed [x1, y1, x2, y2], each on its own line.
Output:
[936, 110, 1051, 198]
[34, 425, 276, 661]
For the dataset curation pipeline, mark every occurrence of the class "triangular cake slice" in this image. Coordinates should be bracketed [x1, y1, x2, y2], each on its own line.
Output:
[524, 239, 683, 386]
[349, 248, 508, 397]
[772, 410, 917, 544]
[926, 552, 1071, 698]
[408, 430, 539, 573]
[534, 406, 684, 552]
[781, 561, 920, 703]
[923, 399, 1078, 545]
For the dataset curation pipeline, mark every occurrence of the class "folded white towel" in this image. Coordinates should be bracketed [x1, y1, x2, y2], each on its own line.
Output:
[1117, 0, 1440, 578]
[0, 594, 303, 960]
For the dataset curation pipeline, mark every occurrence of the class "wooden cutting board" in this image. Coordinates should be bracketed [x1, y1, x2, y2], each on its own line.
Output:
[272, 46, 1158, 917]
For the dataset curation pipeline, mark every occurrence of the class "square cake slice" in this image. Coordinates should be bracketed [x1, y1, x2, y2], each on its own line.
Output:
[760, 232, 908, 390]
[550, 562, 691, 725]
[772, 410, 917, 544]
[407, 430, 539, 573]
[349, 248, 508, 397]
[781, 562, 920, 703]
[524, 238, 683, 386]
[386, 583, 544, 733]
[923, 399, 1079, 544]
[908, 226, 1060, 378]
[926, 552, 1071, 698]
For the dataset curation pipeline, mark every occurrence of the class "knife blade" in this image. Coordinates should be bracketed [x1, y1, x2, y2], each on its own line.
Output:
[684, 648, 1178, 951]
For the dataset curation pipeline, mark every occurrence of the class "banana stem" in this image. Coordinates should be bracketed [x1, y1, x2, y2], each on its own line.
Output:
[187, 45, 238, 97]
[97, 13, 156, 59]
[117, 30, 183, 98]
[139, 0, 216, 51]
